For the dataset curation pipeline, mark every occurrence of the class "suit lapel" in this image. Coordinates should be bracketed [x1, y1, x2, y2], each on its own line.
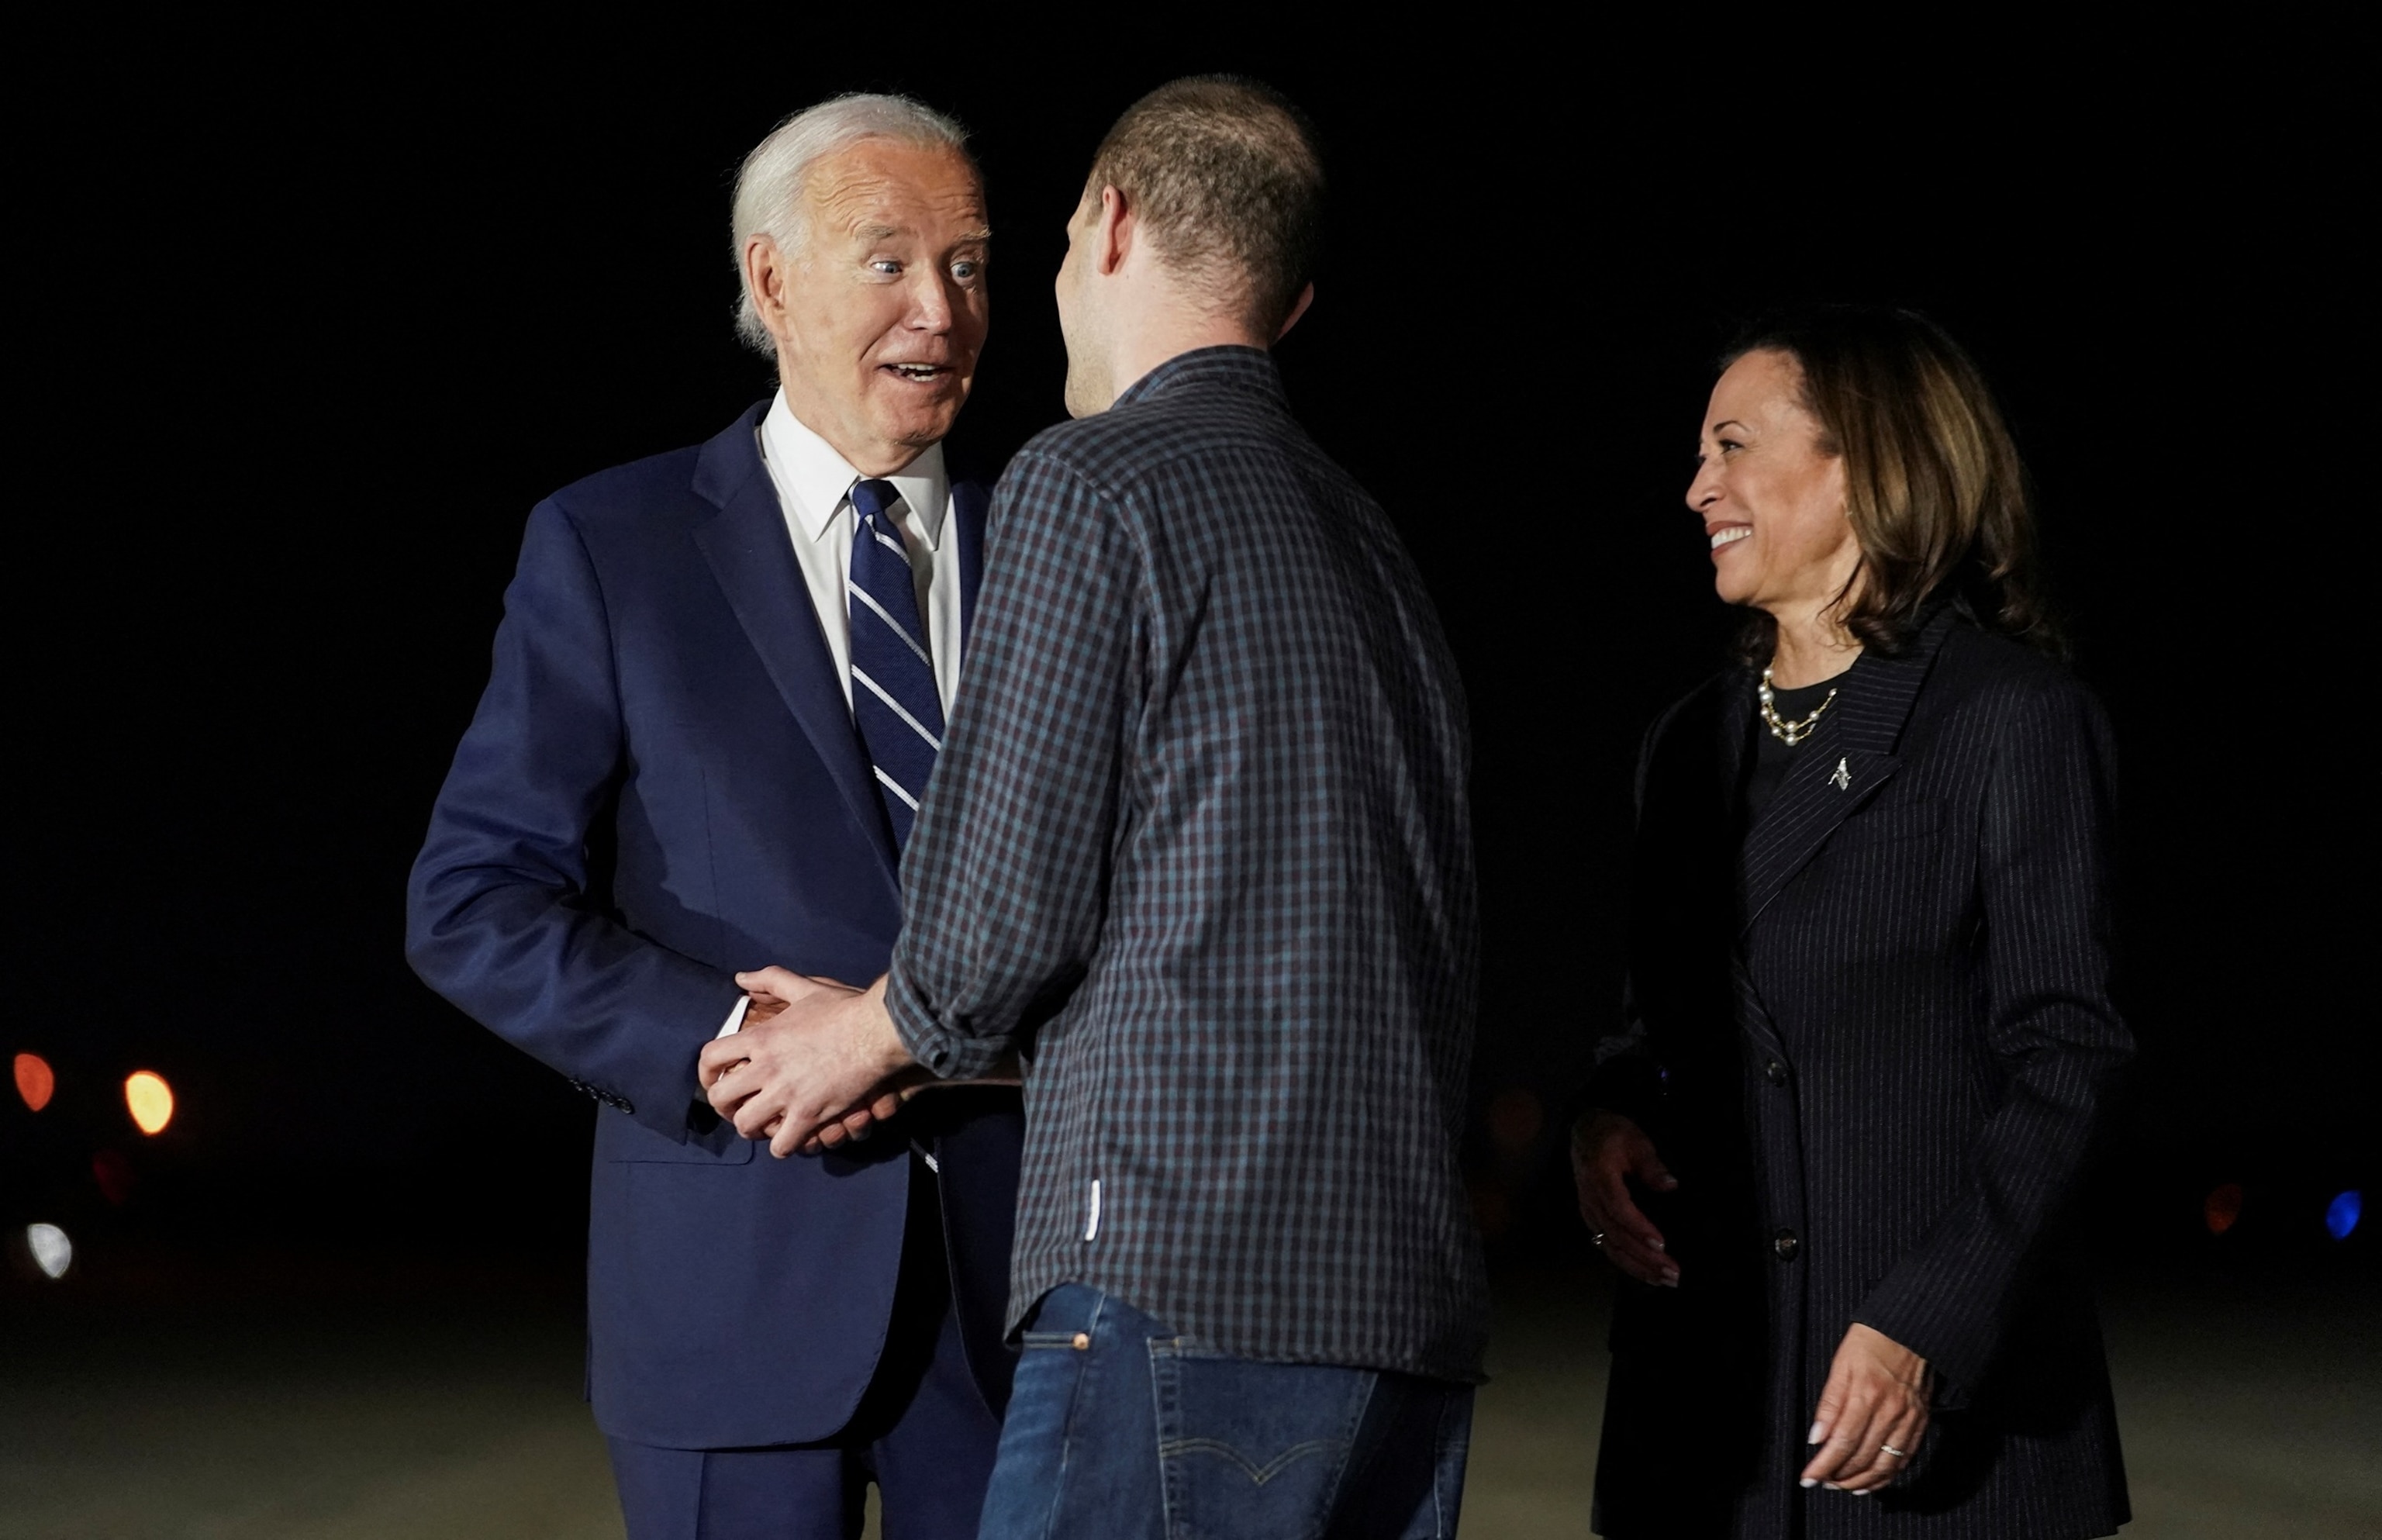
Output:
[1736, 607, 1956, 934]
[691, 407, 902, 888]
[952, 478, 988, 641]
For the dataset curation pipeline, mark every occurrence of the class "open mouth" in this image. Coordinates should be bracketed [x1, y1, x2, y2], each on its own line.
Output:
[1709, 526, 1751, 551]
[882, 363, 953, 384]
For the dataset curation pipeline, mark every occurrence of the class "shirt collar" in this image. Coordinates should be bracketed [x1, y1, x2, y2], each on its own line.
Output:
[1112, 344, 1285, 411]
[759, 388, 948, 550]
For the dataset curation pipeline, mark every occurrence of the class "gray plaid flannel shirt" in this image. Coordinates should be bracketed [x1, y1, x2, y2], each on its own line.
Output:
[887, 347, 1488, 1382]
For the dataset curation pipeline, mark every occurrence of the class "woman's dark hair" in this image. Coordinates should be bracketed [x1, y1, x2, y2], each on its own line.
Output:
[1724, 306, 2062, 661]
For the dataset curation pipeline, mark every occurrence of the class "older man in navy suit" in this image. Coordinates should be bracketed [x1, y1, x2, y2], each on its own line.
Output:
[406, 93, 1020, 1540]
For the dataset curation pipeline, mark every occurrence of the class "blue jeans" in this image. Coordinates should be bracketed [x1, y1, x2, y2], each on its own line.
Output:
[979, 1284, 1473, 1540]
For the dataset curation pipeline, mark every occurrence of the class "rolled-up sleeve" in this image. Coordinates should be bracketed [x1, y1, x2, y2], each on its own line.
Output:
[887, 452, 1137, 1079]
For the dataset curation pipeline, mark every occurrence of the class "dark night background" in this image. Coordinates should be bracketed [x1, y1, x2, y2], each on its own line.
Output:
[3, 22, 2372, 1530]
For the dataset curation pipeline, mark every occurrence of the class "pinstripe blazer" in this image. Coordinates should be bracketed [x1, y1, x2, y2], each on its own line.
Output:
[1587, 608, 2132, 1539]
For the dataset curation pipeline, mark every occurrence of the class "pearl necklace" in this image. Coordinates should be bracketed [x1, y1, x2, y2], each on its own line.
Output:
[1759, 666, 1838, 745]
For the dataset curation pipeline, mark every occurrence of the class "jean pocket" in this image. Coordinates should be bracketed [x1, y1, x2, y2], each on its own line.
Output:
[1149, 1347, 1370, 1540]
[1020, 1330, 1093, 1351]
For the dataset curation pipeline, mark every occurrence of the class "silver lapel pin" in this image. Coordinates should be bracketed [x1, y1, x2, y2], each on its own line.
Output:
[1831, 757, 1852, 790]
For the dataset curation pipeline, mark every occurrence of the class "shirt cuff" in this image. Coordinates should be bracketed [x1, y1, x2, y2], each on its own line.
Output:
[715, 994, 750, 1040]
[884, 958, 1008, 1080]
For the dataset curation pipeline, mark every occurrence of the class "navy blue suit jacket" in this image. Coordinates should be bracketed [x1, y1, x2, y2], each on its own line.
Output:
[406, 402, 1020, 1448]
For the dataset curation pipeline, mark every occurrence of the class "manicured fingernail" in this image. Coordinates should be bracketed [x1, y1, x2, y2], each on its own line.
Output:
[1807, 1423, 1825, 1444]
[1852, 1489, 1873, 1497]
[1799, 1478, 1818, 1489]
[1650, 1238, 1666, 1252]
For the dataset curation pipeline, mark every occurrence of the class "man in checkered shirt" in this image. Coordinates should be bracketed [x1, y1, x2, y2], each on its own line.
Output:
[704, 76, 1486, 1538]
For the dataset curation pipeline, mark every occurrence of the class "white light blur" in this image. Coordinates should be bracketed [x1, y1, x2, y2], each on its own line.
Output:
[26, 1223, 71, 1279]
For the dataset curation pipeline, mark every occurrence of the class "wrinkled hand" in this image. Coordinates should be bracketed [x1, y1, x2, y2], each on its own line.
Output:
[1802, 1324, 1930, 1494]
[698, 969, 924, 1157]
[1569, 1110, 1679, 1286]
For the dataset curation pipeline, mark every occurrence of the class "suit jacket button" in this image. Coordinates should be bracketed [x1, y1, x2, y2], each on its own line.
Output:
[1765, 1059, 1787, 1086]
[1773, 1228, 1800, 1262]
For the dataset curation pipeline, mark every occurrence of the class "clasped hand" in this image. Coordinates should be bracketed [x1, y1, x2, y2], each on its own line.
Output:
[696, 969, 926, 1158]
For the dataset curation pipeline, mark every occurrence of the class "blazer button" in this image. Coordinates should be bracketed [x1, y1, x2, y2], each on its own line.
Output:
[1764, 1058, 1787, 1086]
[1773, 1228, 1800, 1262]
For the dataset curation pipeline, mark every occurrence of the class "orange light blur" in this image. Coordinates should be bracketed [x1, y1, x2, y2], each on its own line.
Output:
[2204, 1182, 2244, 1235]
[124, 1070, 174, 1135]
[13, 1053, 54, 1112]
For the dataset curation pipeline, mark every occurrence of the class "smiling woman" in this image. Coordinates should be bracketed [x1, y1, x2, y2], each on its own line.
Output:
[1698, 311, 2056, 682]
[1571, 308, 2132, 1538]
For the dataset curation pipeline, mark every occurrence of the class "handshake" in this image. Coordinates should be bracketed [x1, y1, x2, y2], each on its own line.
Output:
[696, 968, 1017, 1158]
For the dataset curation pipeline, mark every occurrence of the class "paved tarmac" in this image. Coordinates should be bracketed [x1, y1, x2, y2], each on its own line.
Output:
[1466, 1265, 2382, 1538]
[1, 1257, 2373, 1538]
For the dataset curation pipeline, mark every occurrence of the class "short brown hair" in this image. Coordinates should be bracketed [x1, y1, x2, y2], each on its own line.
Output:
[1726, 306, 2062, 661]
[1085, 75, 1324, 335]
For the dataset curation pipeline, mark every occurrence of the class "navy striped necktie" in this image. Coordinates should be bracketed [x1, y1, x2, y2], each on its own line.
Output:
[846, 478, 943, 850]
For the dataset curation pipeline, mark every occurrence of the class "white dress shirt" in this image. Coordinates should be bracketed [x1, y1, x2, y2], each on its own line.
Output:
[756, 388, 965, 715]
[716, 389, 966, 1045]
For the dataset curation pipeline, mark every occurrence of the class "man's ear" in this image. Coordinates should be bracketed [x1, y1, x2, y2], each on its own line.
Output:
[1275, 282, 1316, 343]
[745, 234, 790, 335]
[1094, 185, 1132, 278]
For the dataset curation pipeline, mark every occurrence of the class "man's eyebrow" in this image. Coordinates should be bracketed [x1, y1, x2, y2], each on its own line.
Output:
[851, 223, 991, 246]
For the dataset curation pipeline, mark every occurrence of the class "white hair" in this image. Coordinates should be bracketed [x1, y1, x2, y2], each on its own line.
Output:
[730, 93, 975, 356]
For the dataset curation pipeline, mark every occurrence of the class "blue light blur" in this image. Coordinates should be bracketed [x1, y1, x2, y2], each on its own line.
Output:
[2326, 1190, 2363, 1241]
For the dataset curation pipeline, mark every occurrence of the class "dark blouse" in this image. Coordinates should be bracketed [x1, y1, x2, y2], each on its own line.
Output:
[1740, 674, 1844, 822]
